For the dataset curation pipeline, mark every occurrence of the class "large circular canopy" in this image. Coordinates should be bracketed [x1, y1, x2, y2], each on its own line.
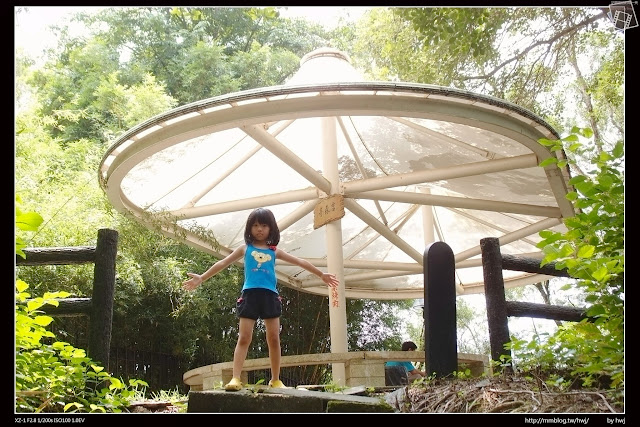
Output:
[99, 48, 574, 300]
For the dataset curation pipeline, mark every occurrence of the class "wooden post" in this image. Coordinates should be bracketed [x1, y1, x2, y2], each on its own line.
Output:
[88, 228, 118, 371]
[480, 237, 512, 372]
[423, 241, 457, 377]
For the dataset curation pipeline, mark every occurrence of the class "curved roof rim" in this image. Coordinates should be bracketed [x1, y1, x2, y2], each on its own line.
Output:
[100, 82, 560, 167]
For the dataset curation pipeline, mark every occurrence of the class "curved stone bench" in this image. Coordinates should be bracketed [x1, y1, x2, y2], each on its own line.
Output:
[183, 351, 490, 391]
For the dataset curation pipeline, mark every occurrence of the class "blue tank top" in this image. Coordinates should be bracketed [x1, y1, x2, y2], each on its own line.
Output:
[242, 244, 277, 294]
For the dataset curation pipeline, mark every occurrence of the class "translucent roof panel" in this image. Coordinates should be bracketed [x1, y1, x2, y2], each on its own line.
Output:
[100, 48, 575, 300]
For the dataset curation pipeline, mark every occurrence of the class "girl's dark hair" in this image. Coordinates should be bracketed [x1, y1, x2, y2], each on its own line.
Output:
[244, 208, 280, 246]
[401, 341, 418, 351]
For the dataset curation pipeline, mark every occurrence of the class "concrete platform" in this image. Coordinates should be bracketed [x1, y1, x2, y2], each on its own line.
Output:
[186, 387, 395, 413]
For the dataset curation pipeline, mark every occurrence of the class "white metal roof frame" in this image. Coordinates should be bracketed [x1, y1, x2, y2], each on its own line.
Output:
[99, 48, 575, 300]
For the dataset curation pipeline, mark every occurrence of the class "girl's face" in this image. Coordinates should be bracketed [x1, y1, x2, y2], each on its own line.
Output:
[251, 221, 270, 241]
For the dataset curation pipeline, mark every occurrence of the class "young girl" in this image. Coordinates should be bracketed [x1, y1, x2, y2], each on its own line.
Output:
[182, 207, 340, 391]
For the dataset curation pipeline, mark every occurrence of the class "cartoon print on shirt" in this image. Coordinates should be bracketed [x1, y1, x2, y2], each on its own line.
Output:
[251, 250, 272, 268]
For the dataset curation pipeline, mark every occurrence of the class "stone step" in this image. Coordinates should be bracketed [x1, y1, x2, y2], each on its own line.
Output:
[186, 387, 395, 413]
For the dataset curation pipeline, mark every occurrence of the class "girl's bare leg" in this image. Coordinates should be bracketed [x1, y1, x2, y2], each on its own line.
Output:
[232, 317, 256, 379]
[264, 317, 281, 382]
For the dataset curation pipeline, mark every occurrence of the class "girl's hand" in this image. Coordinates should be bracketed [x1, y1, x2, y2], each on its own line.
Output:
[182, 272, 203, 291]
[321, 273, 339, 288]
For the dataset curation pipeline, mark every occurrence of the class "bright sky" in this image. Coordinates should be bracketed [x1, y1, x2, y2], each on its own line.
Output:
[14, 6, 370, 60]
[15, 7, 97, 60]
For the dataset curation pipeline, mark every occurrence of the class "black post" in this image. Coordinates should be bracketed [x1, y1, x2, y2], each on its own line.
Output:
[480, 237, 512, 372]
[88, 228, 118, 371]
[423, 241, 457, 378]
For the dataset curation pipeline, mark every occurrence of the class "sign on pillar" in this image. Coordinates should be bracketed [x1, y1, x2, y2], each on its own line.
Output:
[313, 195, 345, 229]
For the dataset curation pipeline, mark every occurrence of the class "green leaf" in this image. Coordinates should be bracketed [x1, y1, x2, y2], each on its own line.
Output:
[561, 134, 578, 142]
[568, 175, 587, 185]
[539, 157, 557, 167]
[576, 245, 595, 259]
[16, 280, 29, 293]
[89, 404, 106, 413]
[580, 128, 594, 138]
[64, 402, 83, 412]
[568, 142, 582, 152]
[26, 300, 44, 312]
[591, 266, 608, 281]
[16, 211, 44, 232]
[612, 142, 624, 157]
[32, 315, 54, 327]
[109, 377, 124, 389]
[559, 244, 574, 257]
[586, 304, 606, 317]
[598, 151, 612, 162]
[538, 138, 556, 146]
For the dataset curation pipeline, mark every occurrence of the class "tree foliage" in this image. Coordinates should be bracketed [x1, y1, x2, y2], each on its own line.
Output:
[509, 129, 624, 397]
[15, 200, 148, 413]
[349, 7, 621, 147]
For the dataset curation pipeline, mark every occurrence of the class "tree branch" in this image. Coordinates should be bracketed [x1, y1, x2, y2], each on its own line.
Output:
[463, 9, 608, 81]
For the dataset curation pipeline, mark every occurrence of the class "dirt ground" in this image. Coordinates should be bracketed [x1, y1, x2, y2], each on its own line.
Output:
[384, 374, 624, 413]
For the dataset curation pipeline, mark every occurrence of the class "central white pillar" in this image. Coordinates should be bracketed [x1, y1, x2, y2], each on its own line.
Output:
[322, 116, 347, 385]
[420, 187, 435, 244]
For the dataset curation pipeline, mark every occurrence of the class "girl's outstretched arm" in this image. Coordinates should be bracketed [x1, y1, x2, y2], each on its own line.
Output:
[276, 249, 339, 288]
[182, 245, 246, 290]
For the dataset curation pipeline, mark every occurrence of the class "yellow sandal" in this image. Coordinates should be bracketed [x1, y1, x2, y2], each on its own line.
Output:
[268, 379, 287, 389]
[224, 377, 242, 391]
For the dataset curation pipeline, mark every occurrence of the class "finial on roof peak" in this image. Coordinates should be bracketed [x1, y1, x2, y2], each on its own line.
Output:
[300, 47, 351, 66]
